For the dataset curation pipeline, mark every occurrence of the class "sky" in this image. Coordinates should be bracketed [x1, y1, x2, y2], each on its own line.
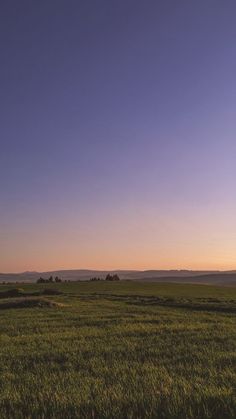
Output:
[1, 0, 236, 273]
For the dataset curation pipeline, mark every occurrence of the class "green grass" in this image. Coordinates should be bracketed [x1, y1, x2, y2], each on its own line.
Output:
[0, 281, 235, 418]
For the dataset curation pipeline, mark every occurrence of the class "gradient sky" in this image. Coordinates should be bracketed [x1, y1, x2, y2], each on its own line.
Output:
[1, 1, 236, 272]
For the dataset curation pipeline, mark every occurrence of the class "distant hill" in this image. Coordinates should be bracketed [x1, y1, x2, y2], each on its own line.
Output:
[0, 269, 236, 285]
[137, 272, 236, 285]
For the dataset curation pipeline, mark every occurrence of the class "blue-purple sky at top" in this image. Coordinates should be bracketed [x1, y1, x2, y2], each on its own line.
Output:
[1, 1, 236, 272]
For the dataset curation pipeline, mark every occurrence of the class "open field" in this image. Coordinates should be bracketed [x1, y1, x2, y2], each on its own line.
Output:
[0, 281, 235, 418]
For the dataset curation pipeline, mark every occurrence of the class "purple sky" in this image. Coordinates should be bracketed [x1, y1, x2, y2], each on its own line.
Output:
[1, 1, 236, 272]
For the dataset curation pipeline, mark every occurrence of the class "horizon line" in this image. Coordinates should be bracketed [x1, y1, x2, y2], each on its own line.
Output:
[1, 268, 236, 275]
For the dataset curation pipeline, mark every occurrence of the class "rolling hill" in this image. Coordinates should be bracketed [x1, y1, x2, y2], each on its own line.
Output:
[0, 269, 236, 285]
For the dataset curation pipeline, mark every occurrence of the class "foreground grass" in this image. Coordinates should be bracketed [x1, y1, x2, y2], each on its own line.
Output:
[0, 282, 235, 418]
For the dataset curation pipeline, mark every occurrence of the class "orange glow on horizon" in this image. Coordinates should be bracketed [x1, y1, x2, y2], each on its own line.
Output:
[1, 202, 236, 273]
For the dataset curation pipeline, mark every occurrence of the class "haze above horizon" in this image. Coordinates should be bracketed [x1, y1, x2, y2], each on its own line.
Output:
[1, 1, 236, 272]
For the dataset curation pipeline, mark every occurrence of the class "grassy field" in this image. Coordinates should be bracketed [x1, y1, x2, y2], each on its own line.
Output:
[0, 281, 235, 418]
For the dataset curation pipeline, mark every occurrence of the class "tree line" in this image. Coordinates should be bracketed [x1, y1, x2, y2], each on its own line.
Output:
[36, 276, 63, 284]
[36, 273, 120, 283]
[90, 274, 120, 282]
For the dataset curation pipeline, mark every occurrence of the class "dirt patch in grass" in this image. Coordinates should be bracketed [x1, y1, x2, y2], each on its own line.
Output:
[0, 298, 66, 310]
[0, 288, 64, 299]
[41, 288, 63, 296]
[0, 288, 25, 298]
